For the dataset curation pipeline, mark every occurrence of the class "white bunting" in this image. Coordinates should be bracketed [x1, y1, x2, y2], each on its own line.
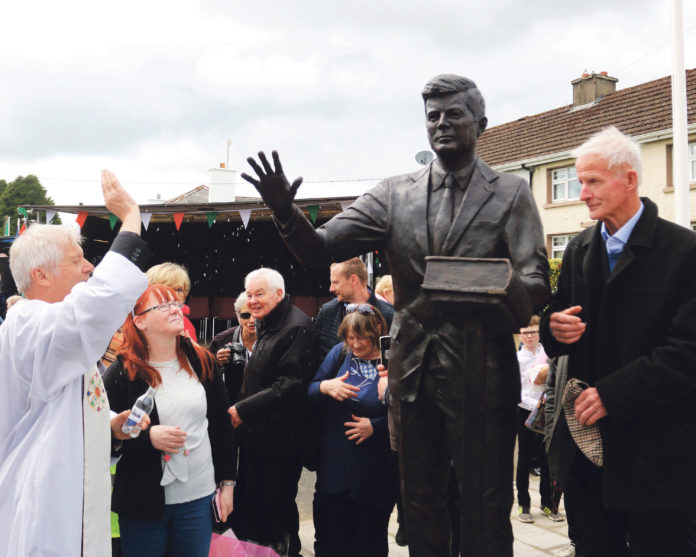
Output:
[45, 210, 57, 224]
[239, 209, 252, 229]
[140, 212, 152, 230]
[367, 259, 373, 274]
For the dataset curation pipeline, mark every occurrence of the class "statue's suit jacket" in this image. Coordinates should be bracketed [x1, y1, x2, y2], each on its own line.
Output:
[276, 157, 550, 409]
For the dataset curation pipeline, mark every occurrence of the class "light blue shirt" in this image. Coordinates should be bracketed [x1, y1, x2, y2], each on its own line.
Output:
[600, 201, 644, 257]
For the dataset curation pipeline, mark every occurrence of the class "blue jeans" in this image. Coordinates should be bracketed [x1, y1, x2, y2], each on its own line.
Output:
[119, 493, 214, 557]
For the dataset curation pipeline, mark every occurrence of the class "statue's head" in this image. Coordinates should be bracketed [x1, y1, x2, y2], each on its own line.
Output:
[422, 74, 488, 164]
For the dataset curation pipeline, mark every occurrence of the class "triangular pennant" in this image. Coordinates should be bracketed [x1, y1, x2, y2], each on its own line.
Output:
[76, 211, 88, 229]
[141, 212, 152, 231]
[45, 209, 56, 224]
[109, 213, 119, 230]
[239, 209, 251, 229]
[19, 222, 26, 235]
[173, 212, 185, 231]
[206, 212, 218, 228]
[339, 200, 352, 211]
[307, 204, 319, 224]
[4, 217, 11, 236]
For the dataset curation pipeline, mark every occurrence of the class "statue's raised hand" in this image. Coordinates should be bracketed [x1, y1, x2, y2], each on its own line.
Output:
[241, 151, 303, 222]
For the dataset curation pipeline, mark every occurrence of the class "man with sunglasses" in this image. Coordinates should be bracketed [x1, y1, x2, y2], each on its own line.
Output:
[242, 74, 549, 557]
[0, 171, 152, 557]
[315, 257, 394, 359]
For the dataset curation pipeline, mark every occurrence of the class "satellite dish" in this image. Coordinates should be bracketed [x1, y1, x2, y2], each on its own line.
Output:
[415, 150, 434, 166]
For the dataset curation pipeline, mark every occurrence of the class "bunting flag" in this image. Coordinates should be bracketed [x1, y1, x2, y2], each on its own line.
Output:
[367, 259, 373, 274]
[239, 209, 251, 229]
[206, 212, 218, 229]
[109, 213, 119, 230]
[3, 217, 10, 236]
[173, 212, 185, 231]
[17, 207, 28, 218]
[141, 212, 152, 231]
[45, 210, 57, 224]
[15, 218, 20, 237]
[19, 222, 26, 235]
[76, 211, 88, 229]
[340, 200, 352, 211]
[307, 204, 319, 224]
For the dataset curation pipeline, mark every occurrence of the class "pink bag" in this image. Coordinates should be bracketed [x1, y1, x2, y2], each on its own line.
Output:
[209, 530, 280, 557]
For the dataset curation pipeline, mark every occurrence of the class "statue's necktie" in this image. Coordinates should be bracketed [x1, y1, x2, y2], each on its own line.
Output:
[433, 174, 455, 254]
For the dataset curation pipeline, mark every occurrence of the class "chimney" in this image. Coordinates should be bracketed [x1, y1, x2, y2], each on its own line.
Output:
[571, 71, 618, 106]
[208, 164, 237, 202]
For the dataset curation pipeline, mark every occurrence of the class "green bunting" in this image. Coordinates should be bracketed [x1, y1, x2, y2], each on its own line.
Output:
[307, 204, 319, 224]
[206, 212, 218, 228]
[109, 213, 119, 230]
[17, 207, 28, 218]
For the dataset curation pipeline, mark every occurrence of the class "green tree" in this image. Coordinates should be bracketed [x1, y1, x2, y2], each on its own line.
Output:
[0, 175, 60, 235]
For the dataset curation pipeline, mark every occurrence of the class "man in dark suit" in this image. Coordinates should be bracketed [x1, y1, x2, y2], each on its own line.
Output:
[242, 74, 549, 556]
[541, 126, 696, 557]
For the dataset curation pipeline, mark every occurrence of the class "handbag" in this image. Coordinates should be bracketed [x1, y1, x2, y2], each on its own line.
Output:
[525, 392, 546, 434]
[209, 529, 280, 557]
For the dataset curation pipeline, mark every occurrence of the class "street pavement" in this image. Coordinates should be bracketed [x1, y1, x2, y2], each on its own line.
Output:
[295, 469, 572, 557]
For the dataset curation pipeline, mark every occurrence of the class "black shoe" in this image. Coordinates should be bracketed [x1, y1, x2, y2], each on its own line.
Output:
[395, 524, 408, 546]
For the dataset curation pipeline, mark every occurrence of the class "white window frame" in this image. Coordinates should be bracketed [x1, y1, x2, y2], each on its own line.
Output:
[550, 234, 576, 259]
[690, 142, 696, 182]
[551, 166, 580, 202]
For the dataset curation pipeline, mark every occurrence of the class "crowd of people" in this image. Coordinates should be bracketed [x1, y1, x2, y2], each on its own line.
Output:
[2, 72, 696, 557]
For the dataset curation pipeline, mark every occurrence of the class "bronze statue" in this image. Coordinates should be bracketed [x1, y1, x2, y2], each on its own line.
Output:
[242, 74, 550, 557]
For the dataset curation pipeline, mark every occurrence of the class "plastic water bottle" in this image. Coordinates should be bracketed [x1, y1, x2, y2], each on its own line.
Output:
[121, 386, 157, 438]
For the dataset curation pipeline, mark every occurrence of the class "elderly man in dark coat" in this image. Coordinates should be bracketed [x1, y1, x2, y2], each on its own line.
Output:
[541, 126, 696, 557]
[242, 74, 549, 557]
[228, 267, 317, 557]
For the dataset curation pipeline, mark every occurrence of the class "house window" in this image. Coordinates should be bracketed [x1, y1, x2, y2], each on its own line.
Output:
[550, 234, 576, 259]
[551, 166, 581, 202]
[690, 142, 696, 181]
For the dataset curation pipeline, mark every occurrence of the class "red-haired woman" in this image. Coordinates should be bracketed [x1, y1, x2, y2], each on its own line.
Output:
[104, 285, 236, 557]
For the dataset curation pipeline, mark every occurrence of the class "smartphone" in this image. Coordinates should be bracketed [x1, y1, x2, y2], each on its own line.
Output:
[212, 488, 222, 522]
[379, 336, 391, 369]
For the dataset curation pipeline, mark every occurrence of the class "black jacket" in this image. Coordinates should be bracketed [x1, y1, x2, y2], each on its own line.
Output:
[209, 325, 245, 403]
[234, 295, 317, 456]
[104, 338, 237, 519]
[541, 198, 696, 510]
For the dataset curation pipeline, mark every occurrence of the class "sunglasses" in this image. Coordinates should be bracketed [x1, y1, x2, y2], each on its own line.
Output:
[345, 303, 376, 316]
[239, 312, 252, 319]
[134, 300, 183, 317]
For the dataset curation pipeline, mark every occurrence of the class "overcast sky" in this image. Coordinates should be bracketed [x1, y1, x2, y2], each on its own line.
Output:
[1, 0, 695, 207]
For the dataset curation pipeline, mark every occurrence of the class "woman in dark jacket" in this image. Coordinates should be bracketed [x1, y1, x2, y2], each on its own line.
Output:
[307, 303, 398, 557]
[104, 284, 236, 557]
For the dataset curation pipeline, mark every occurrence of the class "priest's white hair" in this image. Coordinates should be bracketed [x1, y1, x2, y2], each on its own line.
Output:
[9, 224, 82, 293]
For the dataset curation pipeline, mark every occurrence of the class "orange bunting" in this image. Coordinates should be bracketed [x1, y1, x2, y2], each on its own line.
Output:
[173, 213, 185, 230]
[76, 212, 88, 228]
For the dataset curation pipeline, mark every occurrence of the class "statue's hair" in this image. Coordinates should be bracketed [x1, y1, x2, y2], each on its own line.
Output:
[10, 224, 82, 293]
[245, 267, 285, 297]
[422, 74, 486, 121]
[572, 126, 642, 184]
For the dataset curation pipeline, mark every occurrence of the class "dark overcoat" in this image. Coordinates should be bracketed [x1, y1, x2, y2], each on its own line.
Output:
[234, 295, 317, 456]
[540, 198, 696, 510]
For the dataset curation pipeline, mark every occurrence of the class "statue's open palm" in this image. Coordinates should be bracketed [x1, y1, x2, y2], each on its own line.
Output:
[241, 151, 303, 221]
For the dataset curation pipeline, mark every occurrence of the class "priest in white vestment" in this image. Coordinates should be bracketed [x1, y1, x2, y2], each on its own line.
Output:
[0, 171, 151, 557]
